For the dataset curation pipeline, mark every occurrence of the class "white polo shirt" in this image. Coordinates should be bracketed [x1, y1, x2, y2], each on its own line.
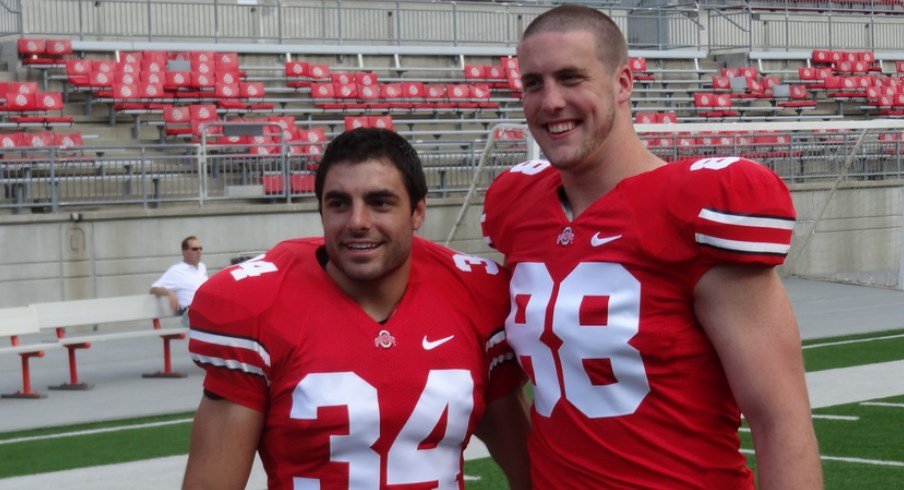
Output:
[151, 261, 209, 309]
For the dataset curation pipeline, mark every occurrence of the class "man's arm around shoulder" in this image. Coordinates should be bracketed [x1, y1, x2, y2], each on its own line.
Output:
[183, 395, 264, 490]
[695, 265, 822, 489]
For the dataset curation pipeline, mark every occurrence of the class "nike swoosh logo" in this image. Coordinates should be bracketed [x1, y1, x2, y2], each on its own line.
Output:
[422, 335, 455, 350]
[591, 233, 622, 247]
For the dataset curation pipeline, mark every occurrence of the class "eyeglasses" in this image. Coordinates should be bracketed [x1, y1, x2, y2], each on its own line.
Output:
[189, 247, 203, 251]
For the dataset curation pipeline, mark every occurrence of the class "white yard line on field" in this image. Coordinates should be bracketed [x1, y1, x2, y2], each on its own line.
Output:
[860, 401, 904, 408]
[0, 418, 193, 446]
[803, 333, 904, 349]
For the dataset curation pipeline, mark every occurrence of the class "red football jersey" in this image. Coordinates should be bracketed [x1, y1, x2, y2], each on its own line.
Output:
[188, 237, 519, 490]
[482, 157, 796, 488]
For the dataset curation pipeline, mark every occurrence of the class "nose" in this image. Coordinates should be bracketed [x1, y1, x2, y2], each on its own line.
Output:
[540, 83, 565, 113]
[347, 201, 372, 231]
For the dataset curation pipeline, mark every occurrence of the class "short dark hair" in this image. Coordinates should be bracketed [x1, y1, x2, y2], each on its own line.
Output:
[181, 235, 198, 251]
[521, 5, 628, 73]
[315, 128, 427, 212]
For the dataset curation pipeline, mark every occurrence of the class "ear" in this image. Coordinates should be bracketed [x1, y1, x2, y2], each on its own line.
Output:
[411, 198, 426, 231]
[616, 64, 633, 103]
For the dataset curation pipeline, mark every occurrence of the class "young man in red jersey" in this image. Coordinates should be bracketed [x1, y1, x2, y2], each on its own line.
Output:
[183, 128, 530, 489]
[482, 5, 822, 488]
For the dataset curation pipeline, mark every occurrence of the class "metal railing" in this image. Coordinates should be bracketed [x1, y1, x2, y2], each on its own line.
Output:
[0, 139, 527, 213]
[16, 0, 702, 50]
[3, 129, 903, 213]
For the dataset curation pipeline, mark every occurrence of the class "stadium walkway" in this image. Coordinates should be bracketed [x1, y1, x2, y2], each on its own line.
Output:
[0, 278, 902, 489]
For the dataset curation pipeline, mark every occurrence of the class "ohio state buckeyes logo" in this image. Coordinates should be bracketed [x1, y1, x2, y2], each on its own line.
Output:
[374, 329, 396, 349]
[556, 226, 574, 246]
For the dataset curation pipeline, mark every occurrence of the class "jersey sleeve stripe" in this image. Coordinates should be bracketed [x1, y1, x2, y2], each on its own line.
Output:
[695, 233, 790, 255]
[486, 328, 506, 350]
[189, 328, 271, 367]
[699, 208, 795, 230]
[190, 353, 268, 380]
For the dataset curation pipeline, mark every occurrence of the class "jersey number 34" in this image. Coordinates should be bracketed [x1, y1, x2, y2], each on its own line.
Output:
[508, 262, 650, 418]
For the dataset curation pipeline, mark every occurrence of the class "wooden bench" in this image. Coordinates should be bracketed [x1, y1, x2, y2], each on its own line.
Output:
[1, 295, 184, 398]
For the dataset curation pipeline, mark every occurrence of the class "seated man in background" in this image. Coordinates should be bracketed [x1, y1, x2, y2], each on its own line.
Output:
[183, 128, 531, 489]
[149, 235, 208, 313]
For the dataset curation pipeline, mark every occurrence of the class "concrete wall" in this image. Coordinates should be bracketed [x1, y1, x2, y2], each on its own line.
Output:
[1, 183, 902, 308]
[786, 183, 903, 288]
[0, 197, 491, 307]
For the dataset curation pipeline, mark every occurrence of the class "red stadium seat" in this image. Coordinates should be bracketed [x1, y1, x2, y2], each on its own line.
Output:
[331, 72, 354, 86]
[355, 72, 378, 86]
[3, 91, 36, 111]
[66, 59, 91, 87]
[369, 115, 393, 130]
[45, 39, 72, 57]
[121, 51, 143, 64]
[215, 53, 240, 72]
[17, 38, 45, 56]
[344, 116, 369, 130]
[54, 132, 83, 148]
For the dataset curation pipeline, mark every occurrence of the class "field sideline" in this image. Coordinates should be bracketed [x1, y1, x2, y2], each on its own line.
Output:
[0, 328, 902, 489]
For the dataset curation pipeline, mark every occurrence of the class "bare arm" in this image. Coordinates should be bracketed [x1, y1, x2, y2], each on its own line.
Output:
[695, 265, 822, 489]
[474, 387, 532, 490]
[183, 395, 265, 490]
[149, 286, 180, 312]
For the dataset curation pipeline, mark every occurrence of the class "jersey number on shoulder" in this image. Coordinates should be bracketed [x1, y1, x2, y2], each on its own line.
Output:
[508, 262, 650, 419]
[453, 253, 499, 275]
[230, 255, 278, 281]
[290, 369, 473, 489]
[510, 160, 550, 176]
[690, 156, 740, 171]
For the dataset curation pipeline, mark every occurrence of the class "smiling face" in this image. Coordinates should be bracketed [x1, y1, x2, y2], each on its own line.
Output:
[518, 29, 626, 174]
[320, 158, 425, 294]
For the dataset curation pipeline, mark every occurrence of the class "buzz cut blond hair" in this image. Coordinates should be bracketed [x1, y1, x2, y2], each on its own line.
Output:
[521, 5, 629, 73]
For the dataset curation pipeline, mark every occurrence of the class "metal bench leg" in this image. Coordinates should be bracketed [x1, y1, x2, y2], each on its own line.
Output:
[49, 342, 94, 391]
[2, 352, 47, 399]
[142, 333, 187, 378]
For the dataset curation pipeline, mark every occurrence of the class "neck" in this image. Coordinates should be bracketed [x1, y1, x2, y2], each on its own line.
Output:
[327, 260, 411, 323]
[560, 124, 665, 217]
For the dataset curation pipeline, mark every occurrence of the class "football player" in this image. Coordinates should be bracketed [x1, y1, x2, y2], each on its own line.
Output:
[183, 128, 530, 489]
[481, 5, 822, 489]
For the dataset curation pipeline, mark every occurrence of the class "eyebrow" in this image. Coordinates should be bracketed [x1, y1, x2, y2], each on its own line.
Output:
[323, 189, 400, 201]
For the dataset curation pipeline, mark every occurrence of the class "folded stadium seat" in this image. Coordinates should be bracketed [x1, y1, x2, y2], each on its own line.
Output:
[111, 82, 142, 110]
[721, 67, 740, 79]
[8, 82, 38, 95]
[739, 66, 758, 79]
[141, 70, 164, 87]
[120, 51, 142, 64]
[17, 38, 47, 65]
[357, 83, 380, 108]
[332, 82, 359, 109]
[265, 116, 297, 142]
[712, 76, 730, 91]
[635, 112, 656, 124]
[165, 71, 192, 97]
[163, 105, 192, 136]
[297, 127, 327, 146]
[331, 72, 355, 86]
[193, 62, 214, 81]
[629, 58, 654, 82]
[470, 84, 497, 109]
[190, 51, 215, 65]
[191, 72, 215, 92]
[215, 70, 241, 86]
[215, 82, 245, 109]
[261, 173, 285, 194]
[45, 38, 72, 58]
[762, 76, 781, 93]
[743, 78, 768, 99]
[501, 57, 518, 71]
[380, 83, 410, 110]
[139, 82, 166, 108]
[19, 131, 56, 148]
[355, 72, 378, 87]
[676, 133, 701, 148]
[464, 65, 487, 82]
[119, 61, 140, 78]
[0, 132, 21, 149]
[427, 84, 453, 109]
[659, 112, 677, 124]
[368, 115, 393, 130]
[778, 85, 818, 109]
[311, 82, 337, 109]
[507, 69, 523, 95]
[3, 91, 37, 112]
[493, 128, 526, 141]
[35, 92, 71, 123]
[54, 132, 83, 149]
[115, 70, 140, 86]
[189, 104, 218, 136]
[65, 59, 91, 87]
[484, 65, 507, 89]
[140, 58, 166, 75]
[290, 172, 315, 194]
[88, 68, 115, 90]
[400, 82, 426, 109]
[813, 49, 832, 65]
[344, 115, 369, 130]
[248, 135, 279, 155]
[895, 61, 904, 74]
[214, 53, 240, 73]
[239, 82, 272, 111]
[285, 61, 311, 88]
